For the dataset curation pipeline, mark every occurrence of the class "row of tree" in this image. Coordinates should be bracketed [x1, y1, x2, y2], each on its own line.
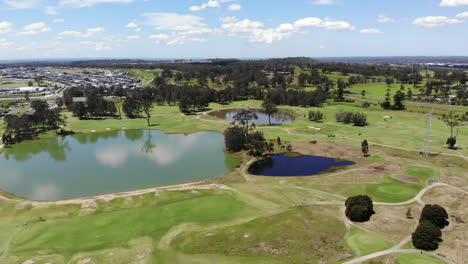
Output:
[2, 101, 66, 145]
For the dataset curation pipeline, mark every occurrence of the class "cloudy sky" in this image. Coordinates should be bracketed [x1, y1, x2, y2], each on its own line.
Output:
[0, 0, 468, 59]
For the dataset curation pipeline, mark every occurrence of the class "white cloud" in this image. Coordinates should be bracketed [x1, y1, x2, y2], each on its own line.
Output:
[127, 35, 140, 40]
[53, 18, 65, 23]
[440, 0, 468, 6]
[189, 0, 220, 11]
[143, 13, 206, 30]
[220, 16, 238, 23]
[222, 16, 355, 44]
[413, 16, 463, 27]
[319, 44, 326, 49]
[294, 17, 355, 30]
[227, 3, 242, 11]
[378, 15, 396, 23]
[456, 11, 468, 18]
[18, 22, 51, 35]
[221, 19, 264, 33]
[149, 33, 207, 45]
[57, 27, 105, 38]
[58, 0, 135, 8]
[126, 22, 138, 28]
[0, 21, 13, 34]
[310, 0, 335, 5]
[3, 0, 43, 9]
[0, 38, 14, 48]
[360, 28, 383, 34]
[80, 40, 111, 51]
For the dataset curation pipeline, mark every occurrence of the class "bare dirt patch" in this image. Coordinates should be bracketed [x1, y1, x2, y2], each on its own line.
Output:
[393, 175, 420, 184]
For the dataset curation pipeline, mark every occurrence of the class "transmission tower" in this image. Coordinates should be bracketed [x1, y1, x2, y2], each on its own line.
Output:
[423, 109, 433, 157]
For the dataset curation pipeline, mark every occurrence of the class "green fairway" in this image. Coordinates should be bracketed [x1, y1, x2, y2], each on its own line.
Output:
[345, 226, 393, 256]
[397, 253, 446, 264]
[171, 206, 353, 264]
[10, 192, 251, 256]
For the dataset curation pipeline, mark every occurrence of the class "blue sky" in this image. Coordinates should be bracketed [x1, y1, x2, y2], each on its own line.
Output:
[0, 0, 468, 59]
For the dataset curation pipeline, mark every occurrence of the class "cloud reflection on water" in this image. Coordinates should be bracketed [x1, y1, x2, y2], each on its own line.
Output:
[95, 133, 201, 168]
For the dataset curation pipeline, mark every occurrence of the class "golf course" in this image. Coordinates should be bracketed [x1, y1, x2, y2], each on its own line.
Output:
[0, 63, 466, 264]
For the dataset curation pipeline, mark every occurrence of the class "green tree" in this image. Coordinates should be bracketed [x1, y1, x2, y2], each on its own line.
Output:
[224, 126, 247, 152]
[345, 195, 375, 222]
[412, 220, 442, 251]
[393, 89, 406, 110]
[361, 140, 369, 157]
[361, 90, 366, 98]
[141, 100, 153, 127]
[233, 109, 258, 136]
[439, 111, 465, 149]
[381, 89, 392, 109]
[261, 97, 278, 126]
[420, 204, 449, 229]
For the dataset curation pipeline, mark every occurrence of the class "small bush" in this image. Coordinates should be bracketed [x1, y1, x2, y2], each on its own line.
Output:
[336, 111, 368, 126]
[308, 110, 324, 122]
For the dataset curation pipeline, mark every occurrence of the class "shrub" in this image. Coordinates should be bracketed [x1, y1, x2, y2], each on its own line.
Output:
[336, 111, 368, 126]
[308, 110, 324, 122]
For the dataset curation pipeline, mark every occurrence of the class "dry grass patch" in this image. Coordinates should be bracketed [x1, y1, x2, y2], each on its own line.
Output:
[423, 187, 468, 264]
[354, 205, 421, 243]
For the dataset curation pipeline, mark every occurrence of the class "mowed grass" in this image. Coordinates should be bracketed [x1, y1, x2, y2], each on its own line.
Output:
[10, 193, 251, 256]
[306, 166, 439, 203]
[171, 205, 353, 264]
[345, 226, 393, 257]
[397, 253, 446, 264]
[224, 153, 242, 171]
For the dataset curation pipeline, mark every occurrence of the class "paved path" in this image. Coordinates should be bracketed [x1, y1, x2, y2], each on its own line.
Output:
[298, 182, 466, 207]
[342, 248, 456, 264]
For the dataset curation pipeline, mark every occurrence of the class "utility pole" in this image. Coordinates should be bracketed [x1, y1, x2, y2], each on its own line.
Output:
[423, 108, 433, 157]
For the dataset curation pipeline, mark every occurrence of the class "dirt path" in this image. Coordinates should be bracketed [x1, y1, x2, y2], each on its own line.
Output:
[296, 187, 347, 200]
[7, 183, 235, 208]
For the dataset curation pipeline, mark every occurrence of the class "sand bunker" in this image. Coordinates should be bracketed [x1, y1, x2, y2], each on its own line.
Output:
[393, 175, 420, 183]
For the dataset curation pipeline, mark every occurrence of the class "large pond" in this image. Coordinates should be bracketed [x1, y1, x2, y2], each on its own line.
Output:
[248, 154, 355, 176]
[209, 108, 295, 124]
[0, 130, 230, 200]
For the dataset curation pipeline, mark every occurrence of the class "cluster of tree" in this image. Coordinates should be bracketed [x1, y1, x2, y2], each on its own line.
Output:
[66, 89, 117, 119]
[345, 195, 375, 222]
[308, 110, 324, 122]
[412, 204, 449, 251]
[335, 111, 368, 126]
[381, 88, 406, 110]
[2, 100, 66, 145]
[223, 110, 273, 157]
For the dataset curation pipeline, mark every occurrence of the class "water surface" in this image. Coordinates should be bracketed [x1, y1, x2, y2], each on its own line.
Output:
[0, 130, 229, 200]
[248, 154, 355, 176]
[209, 108, 295, 124]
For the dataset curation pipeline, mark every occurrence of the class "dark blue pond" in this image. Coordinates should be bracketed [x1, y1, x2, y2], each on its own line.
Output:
[248, 154, 355, 176]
